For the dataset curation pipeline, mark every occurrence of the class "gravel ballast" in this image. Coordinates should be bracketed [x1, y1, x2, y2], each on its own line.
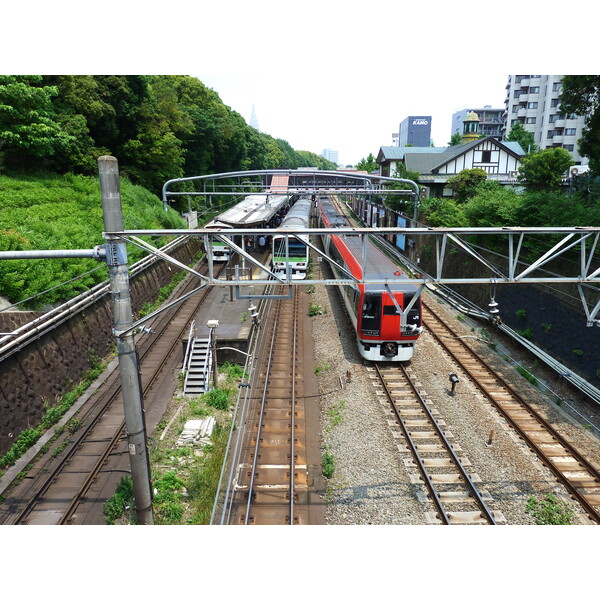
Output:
[309, 262, 600, 525]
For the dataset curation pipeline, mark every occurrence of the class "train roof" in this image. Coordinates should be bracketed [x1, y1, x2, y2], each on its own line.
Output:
[318, 198, 347, 228]
[217, 194, 291, 226]
[277, 198, 312, 231]
[319, 198, 419, 294]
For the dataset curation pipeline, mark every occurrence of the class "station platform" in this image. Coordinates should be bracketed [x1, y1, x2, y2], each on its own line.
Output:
[191, 250, 270, 363]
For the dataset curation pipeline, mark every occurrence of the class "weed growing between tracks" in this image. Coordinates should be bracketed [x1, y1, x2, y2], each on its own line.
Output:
[525, 492, 575, 525]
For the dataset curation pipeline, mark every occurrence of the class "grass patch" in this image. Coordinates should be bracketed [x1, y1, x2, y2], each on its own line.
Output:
[308, 301, 326, 316]
[326, 399, 346, 431]
[0, 173, 185, 309]
[315, 363, 331, 376]
[525, 493, 575, 525]
[516, 365, 539, 387]
[219, 362, 246, 383]
[322, 449, 335, 479]
[104, 476, 136, 525]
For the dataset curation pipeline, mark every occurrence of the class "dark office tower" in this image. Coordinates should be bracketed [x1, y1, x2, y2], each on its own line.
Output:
[398, 116, 432, 147]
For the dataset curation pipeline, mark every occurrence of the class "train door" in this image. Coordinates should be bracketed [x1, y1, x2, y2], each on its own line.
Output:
[380, 293, 402, 339]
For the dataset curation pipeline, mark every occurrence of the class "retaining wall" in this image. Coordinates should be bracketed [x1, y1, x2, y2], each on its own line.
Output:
[0, 239, 201, 455]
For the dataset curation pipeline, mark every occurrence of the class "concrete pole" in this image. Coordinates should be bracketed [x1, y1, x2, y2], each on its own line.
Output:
[99, 156, 154, 525]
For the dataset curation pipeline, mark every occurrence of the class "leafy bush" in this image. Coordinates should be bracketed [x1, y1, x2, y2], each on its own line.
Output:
[219, 362, 246, 382]
[322, 449, 335, 479]
[525, 493, 575, 525]
[516, 328, 534, 340]
[104, 475, 136, 524]
[204, 388, 230, 411]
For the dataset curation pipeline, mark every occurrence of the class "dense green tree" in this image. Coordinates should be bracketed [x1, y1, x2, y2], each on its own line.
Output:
[448, 132, 462, 146]
[383, 164, 421, 213]
[514, 190, 600, 227]
[0, 75, 76, 170]
[560, 75, 600, 176]
[1, 74, 350, 194]
[419, 196, 469, 227]
[517, 147, 573, 192]
[461, 181, 520, 227]
[296, 150, 337, 170]
[356, 153, 378, 172]
[505, 121, 536, 153]
[445, 168, 487, 202]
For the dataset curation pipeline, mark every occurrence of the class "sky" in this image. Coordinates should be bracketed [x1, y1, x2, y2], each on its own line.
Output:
[198, 71, 510, 166]
[5, 1, 597, 168]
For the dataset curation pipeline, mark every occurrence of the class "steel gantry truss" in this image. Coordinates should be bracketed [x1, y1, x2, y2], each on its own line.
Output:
[104, 224, 600, 328]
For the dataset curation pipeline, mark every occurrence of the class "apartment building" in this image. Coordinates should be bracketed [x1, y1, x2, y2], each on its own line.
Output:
[452, 107, 504, 140]
[503, 75, 588, 167]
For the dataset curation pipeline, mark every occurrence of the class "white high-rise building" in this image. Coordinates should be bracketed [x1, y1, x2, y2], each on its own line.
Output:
[322, 148, 339, 165]
[503, 75, 588, 166]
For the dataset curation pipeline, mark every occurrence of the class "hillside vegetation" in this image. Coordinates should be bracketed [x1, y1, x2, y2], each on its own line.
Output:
[0, 75, 340, 309]
[0, 75, 338, 201]
[0, 172, 185, 309]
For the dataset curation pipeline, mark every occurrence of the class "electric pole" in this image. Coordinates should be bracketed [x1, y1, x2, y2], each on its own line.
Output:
[99, 156, 154, 525]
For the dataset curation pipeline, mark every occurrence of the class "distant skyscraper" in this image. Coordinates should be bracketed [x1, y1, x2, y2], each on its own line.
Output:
[322, 148, 339, 164]
[250, 104, 259, 130]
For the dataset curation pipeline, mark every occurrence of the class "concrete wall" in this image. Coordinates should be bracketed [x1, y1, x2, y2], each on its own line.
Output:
[0, 239, 202, 455]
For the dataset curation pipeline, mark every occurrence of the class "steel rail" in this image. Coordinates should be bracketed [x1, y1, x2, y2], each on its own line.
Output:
[375, 364, 496, 525]
[374, 363, 450, 524]
[289, 288, 299, 525]
[7, 260, 222, 524]
[243, 297, 280, 524]
[210, 300, 264, 525]
[422, 303, 600, 524]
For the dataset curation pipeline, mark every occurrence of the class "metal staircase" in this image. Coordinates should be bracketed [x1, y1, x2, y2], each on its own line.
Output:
[183, 337, 211, 396]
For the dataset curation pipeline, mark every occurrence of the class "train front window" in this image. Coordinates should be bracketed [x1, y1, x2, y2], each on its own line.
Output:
[274, 239, 306, 258]
[360, 293, 381, 334]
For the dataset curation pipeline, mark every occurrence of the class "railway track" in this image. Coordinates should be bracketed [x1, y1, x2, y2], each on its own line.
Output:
[0, 259, 222, 525]
[422, 298, 600, 524]
[231, 287, 311, 525]
[372, 362, 500, 524]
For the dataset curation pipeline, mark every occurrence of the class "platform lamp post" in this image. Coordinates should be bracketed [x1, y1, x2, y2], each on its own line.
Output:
[207, 319, 219, 389]
[99, 156, 154, 525]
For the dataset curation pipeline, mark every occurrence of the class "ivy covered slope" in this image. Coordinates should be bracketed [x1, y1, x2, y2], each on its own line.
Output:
[0, 172, 185, 309]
